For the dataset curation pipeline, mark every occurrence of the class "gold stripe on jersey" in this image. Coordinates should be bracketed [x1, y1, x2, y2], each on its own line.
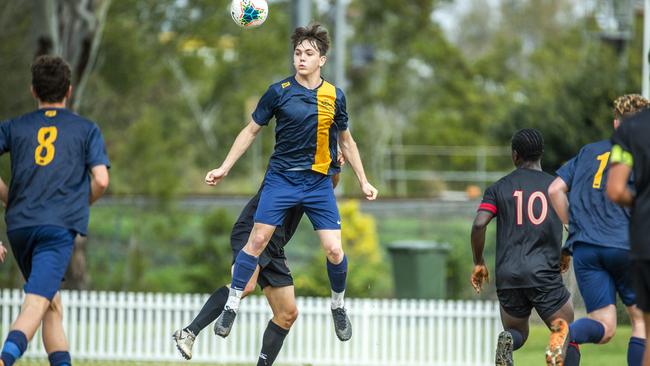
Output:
[312, 81, 336, 174]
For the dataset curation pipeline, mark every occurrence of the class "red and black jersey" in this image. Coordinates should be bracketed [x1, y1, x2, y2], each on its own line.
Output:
[479, 168, 563, 289]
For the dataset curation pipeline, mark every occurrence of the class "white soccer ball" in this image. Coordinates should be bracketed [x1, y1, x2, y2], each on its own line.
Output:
[230, 0, 269, 28]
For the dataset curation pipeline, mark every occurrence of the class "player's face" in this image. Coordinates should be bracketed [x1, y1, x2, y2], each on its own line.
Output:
[293, 40, 326, 77]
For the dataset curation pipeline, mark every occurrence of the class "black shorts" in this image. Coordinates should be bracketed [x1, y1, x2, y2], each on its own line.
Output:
[633, 260, 650, 312]
[231, 240, 293, 290]
[497, 285, 571, 321]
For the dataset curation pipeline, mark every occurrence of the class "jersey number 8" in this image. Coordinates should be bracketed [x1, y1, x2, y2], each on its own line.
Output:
[34, 126, 58, 166]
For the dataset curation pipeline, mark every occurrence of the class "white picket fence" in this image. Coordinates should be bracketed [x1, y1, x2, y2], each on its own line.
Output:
[0, 289, 501, 365]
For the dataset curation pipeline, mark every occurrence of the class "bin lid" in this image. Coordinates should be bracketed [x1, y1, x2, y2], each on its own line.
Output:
[387, 240, 451, 252]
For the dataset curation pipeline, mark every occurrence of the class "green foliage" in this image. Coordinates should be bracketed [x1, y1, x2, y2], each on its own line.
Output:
[180, 208, 234, 293]
[294, 200, 390, 297]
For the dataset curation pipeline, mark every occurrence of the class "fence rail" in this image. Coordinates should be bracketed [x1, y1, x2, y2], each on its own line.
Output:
[0, 289, 501, 365]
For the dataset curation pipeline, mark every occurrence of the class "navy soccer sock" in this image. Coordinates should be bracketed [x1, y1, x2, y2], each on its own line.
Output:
[628, 337, 645, 366]
[48, 351, 71, 366]
[231, 250, 259, 291]
[1, 330, 28, 366]
[569, 318, 605, 344]
[326, 256, 347, 308]
[564, 342, 581, 366]
[508, 328, 525, 351]
[186, 286, 229, 335]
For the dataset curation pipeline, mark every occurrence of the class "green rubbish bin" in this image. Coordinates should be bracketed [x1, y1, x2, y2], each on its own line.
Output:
[388, 241, 451, 299]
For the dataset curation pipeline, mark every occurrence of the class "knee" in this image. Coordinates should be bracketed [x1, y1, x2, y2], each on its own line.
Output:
[48, 296, 63, 318]
[249, 233, 271, 253]
[276, 307, 299, 329]
[599, 322, 616, 344]
[325, 246, 344, 263]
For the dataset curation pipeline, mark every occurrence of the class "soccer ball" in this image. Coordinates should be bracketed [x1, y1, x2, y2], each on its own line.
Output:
[230, 0, 268, 28]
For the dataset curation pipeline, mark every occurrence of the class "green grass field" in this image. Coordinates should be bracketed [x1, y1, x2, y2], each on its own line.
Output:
[12, 325, 634, 365]
[515, 324, 632, 366]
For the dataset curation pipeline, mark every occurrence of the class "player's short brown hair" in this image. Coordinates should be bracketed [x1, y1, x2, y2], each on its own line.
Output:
[31, 55, 71, 103]
[291, 23, 330, 56]
[613, 94, 650, 119]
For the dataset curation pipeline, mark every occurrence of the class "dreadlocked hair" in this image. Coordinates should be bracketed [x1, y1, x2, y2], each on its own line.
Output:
[613, 94, 650, 118]
[511, 128, 544, 162]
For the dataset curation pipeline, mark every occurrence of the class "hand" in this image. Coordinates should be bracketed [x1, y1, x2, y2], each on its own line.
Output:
[0, 242, 7, 263]
[205, 167, 227, 186]
[560, 251, 571, 273]
[337, 151, 345, 166]
[470, 264, 489, 294]
[361, 182, 378, 200]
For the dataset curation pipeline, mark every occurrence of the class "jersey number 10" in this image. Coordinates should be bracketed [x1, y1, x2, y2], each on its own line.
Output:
[513, 190, 548, 225]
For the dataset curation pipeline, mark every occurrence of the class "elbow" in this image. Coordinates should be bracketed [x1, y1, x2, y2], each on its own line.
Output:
[340, 138, 356, 153]
[606, 184, 624, 204]
[471, 221, 486, 233]
[548, 179, 565, 200]
[95, 175, 110, 192]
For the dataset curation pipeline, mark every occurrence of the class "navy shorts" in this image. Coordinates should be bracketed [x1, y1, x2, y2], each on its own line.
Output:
[497, 285, 571, 321]
[255, 170, 340, 230]
[573, 242, 636, 313]
[7, 225, 75, 301]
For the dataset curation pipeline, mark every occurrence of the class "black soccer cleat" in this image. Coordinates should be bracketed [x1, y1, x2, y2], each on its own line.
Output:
[495, 330, 514, 366]
[331, 307, 352, 341]
[214, 306, 238, 338]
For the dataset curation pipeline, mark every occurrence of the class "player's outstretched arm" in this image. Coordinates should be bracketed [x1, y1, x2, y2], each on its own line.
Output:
[607, 163, 634, 207]
[338, 130, 377, 200]
[89, 165, 110, 204]
[470, 211, 494, 293]
[548, 177, 570, 225]
[205, 121, 262, 186]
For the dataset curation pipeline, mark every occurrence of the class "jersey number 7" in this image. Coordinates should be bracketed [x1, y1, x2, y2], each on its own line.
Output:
[513, 190, 548, 225]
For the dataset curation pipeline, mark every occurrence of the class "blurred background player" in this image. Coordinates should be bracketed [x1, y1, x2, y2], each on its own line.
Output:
[548, 94, 650, 366]
[608, 106, 650, 366]
[470, 128, 579, 366]
[204, 23, 377, 341]
[174, 171, 342, 366]
[0, 55, 110, 366]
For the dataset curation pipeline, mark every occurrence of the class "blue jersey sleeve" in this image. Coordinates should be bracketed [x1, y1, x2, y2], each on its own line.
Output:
[252, 85, 279, 126]
[334, 91, 349, 131]
[0, 120, 11, 154]
[85, 125, 110, 169]
[556, 156, 577, 189]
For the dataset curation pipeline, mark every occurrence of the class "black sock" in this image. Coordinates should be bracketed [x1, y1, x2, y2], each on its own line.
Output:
[564, 342, 581, 366]
[508, 328, 525, 351]
[257, 320, 289, 366]
[185, 286, 229, 335]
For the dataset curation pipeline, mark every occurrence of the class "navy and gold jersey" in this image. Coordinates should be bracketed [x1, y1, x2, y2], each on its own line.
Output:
[611, 109, 650, 259]
[0, 108, 110, 235]
[479, 168, 563, 289]
[252, 76, 348, 175]
[556, 140, 631, 252]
